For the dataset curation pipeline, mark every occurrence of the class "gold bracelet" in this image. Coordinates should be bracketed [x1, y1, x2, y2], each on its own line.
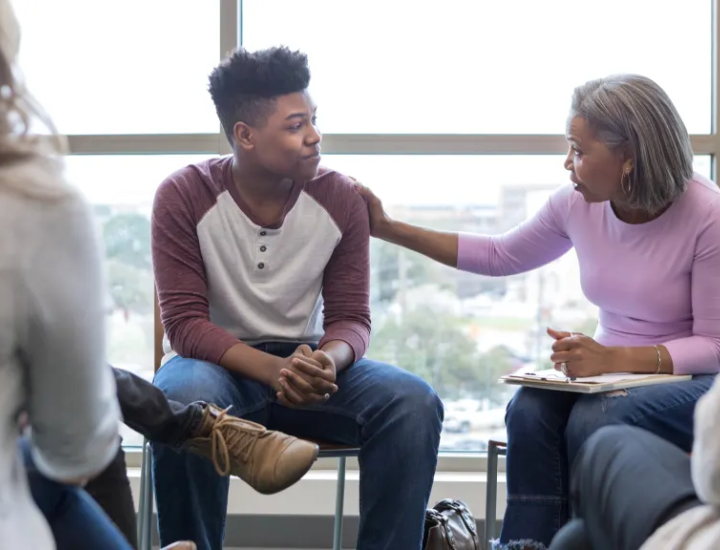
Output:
[653, 345, 662, 375]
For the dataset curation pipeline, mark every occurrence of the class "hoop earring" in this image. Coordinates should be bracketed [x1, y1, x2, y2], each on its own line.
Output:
[621, 170, 632, 195]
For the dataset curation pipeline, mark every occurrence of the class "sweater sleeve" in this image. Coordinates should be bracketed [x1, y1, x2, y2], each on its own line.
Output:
[22, 193, 120, 482]
[663, 208, 720, 375]
[317, 179, 371, 361]
[152, 173, 240, 363]
[457, 184, 574, 276]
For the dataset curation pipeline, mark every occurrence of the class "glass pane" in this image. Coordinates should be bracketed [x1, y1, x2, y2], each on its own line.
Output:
[66, 152, 712, 450]
[66, 155, 213, 446]
[694, 154, 712, 179]
[243, 0, 711, 134]
[16, 1, 220, 134]
[325, 154, 712, 451]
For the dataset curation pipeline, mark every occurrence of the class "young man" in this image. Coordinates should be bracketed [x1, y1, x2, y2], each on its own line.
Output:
[151, 46, 444, 550]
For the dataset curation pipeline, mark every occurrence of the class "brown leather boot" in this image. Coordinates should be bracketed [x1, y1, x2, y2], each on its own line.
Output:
[184, 404, 319, 495]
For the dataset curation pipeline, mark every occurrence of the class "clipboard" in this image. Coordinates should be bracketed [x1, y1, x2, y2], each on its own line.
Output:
[499, 369, 693, 394]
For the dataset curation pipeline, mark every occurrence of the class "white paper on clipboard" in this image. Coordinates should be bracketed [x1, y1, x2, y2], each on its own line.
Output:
[499, 369, 692, 394]
[508, 369, 658, 384]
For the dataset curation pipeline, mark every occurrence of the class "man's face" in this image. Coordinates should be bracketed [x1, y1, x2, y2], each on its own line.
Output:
[244, 91, 322, 181]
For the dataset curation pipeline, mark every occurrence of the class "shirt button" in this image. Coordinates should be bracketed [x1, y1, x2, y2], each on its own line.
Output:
[259, 230, 267, 236]
[258, 262, 265, 269]
[260, 245, 267, 252]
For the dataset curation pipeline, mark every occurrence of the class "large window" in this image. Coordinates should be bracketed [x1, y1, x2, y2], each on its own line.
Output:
[16, 1, 719, 451]
[17, 0, 220, 134]
[242, 0, 712, 134]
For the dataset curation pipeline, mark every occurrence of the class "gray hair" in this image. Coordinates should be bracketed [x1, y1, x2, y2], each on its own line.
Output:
[570, 74, 693, 214]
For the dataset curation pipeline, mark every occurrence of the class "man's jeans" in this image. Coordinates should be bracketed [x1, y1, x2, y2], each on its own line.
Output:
[85, 367, 205, 549]
[499, 374, 715, 548]
[549, 425, 702, 550]
[152, 343, 444, 550]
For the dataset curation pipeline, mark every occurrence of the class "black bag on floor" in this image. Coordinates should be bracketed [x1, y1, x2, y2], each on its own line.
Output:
[423, 498, 481, 549]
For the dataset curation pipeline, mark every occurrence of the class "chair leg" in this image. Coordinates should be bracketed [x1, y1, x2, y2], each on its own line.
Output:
[485, 442, 499, 550]
[140, 441, 154, 550]
[332, 456, 347, 550]
[137, 440, 148, 546]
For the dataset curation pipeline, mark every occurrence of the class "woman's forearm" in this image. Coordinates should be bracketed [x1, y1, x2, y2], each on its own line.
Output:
[380, 220, 459, 268]
[608, 345, 674, 374]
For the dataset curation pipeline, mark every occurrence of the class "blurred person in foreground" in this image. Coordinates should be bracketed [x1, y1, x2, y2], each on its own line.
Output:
[0, 1, 199, 548]
[550, 370, 720, 550]
[0, 0, 124, 546]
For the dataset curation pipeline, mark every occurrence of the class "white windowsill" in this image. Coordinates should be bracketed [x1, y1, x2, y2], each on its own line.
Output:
[126, 466, 507, 519]
[123, 447, 506, 474]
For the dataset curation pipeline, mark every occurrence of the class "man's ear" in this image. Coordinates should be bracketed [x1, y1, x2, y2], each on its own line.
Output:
[233, 121, 255, 151]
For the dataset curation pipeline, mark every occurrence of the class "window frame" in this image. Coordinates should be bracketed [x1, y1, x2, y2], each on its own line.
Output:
[63, 0, 720, 472]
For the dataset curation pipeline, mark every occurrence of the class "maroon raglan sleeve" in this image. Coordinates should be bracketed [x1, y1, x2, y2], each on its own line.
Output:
[317, 174, 372, 361]
[152, 168, 240, 363]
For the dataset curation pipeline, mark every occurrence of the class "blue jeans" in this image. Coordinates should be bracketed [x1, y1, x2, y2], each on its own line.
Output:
[549, 425, 701, 550]
[152, 343, 444, 550]
[22, 440, 132, 550]
[500, 375, 715, 548]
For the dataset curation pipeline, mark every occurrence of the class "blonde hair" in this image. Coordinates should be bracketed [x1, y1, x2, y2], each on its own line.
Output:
[0, 0, 69, 198]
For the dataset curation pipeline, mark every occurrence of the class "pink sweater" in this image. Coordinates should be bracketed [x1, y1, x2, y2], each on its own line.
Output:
[457, 175, 720, 375]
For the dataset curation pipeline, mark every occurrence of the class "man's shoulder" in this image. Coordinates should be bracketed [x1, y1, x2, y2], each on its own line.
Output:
[303, 166, 363, 207]
[306, 166, 355, 190]
[301, 166, 367, 229]
[154, 157, 230, 214]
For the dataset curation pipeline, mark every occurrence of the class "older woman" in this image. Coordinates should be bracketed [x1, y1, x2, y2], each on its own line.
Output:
[357, 74, 720, 549]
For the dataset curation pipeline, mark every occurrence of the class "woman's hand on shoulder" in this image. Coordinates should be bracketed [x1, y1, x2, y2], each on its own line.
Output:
[352, 180, 394, 239]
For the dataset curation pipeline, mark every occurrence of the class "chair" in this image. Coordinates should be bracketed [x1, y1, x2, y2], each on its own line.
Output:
[137, 292, 359, 550]
[137, 440, 359, 550]
[484, 439, 507, 548]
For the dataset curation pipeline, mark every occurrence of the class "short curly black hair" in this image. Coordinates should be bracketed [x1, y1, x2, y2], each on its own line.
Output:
[208, 46, 311, 139]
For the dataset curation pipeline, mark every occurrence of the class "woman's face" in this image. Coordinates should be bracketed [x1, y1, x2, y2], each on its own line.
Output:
[564, 116, 631, 204]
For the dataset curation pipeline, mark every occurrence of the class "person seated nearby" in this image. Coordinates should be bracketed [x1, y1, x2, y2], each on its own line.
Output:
[150, 46, 444, 550]
[355, 73, 720, 548]
[0, 0, 122, 546]
[86, 366, 319, 549]
[1, 2, 207, 547]
[550, 370, 720, 550]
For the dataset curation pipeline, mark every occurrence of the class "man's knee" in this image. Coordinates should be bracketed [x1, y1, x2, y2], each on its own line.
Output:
[571, 425, 644, 509]
[398, 374, 444, 424]
[153, 357, 232, 406]
[549, 518, 592, 550]
[576, 424, 636, 468]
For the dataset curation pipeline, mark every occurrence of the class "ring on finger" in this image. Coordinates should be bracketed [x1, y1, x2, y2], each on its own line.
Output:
[560, 362, 569, 376]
